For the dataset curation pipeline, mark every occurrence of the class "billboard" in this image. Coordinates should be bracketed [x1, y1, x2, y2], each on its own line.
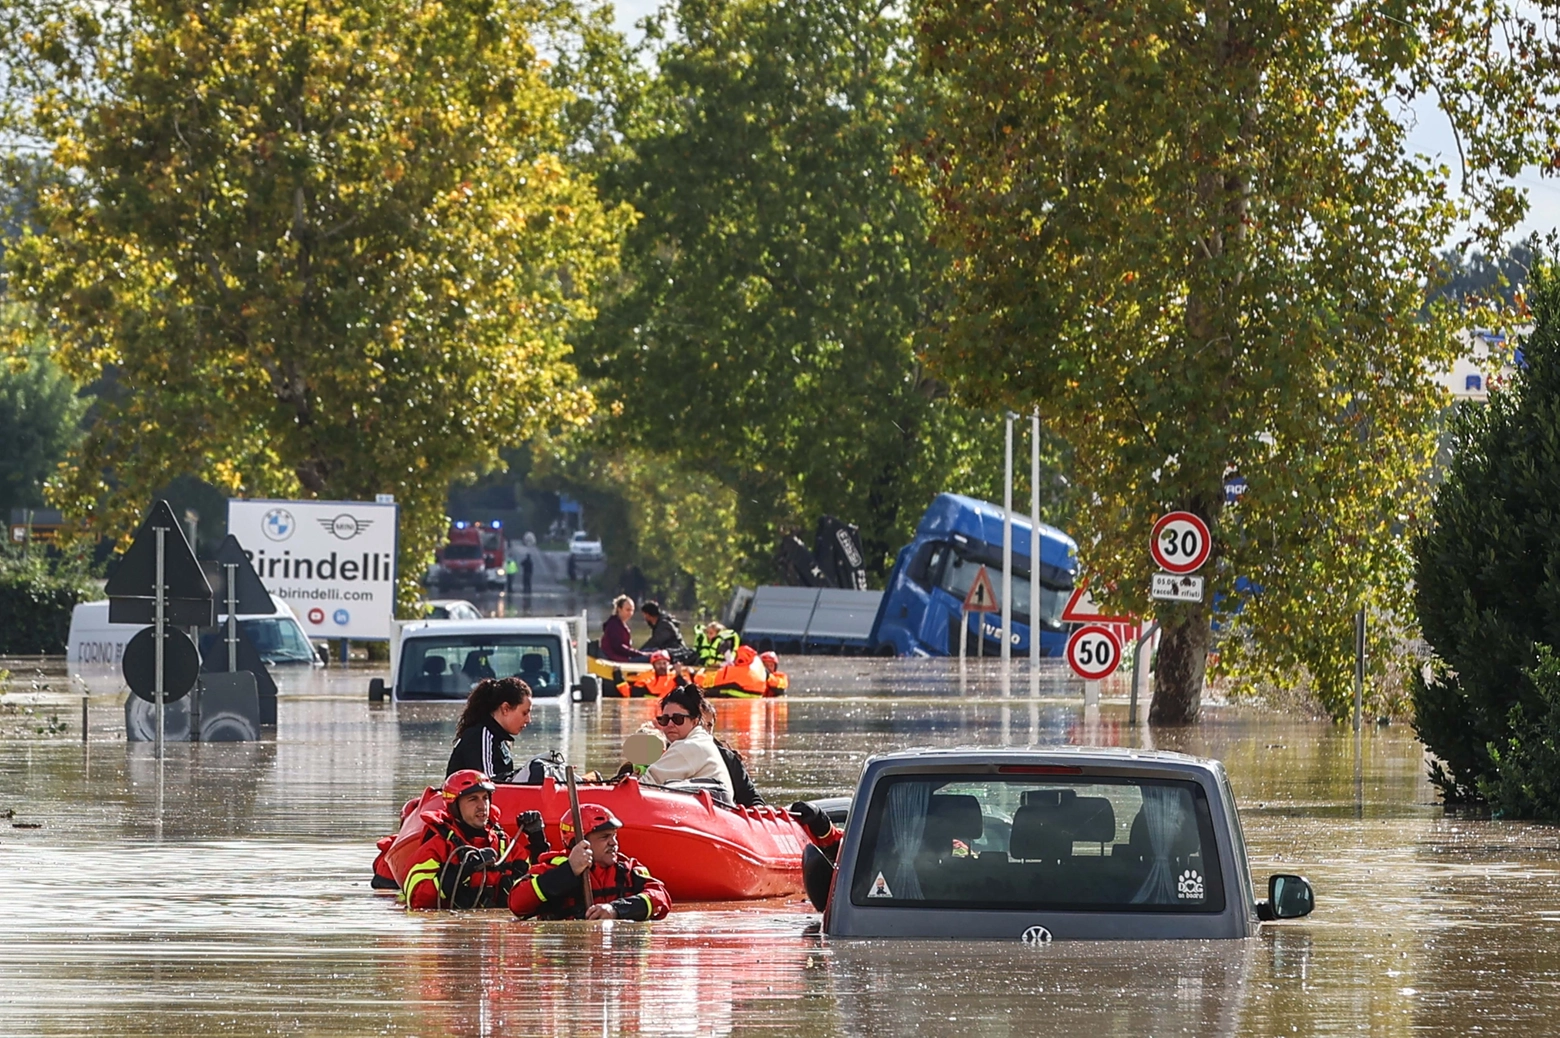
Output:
[226, 498, 399, 640]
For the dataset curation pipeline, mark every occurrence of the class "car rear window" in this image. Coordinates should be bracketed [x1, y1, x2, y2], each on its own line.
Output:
[849, 775, 1224, 913]
[399, 635, 563, 699]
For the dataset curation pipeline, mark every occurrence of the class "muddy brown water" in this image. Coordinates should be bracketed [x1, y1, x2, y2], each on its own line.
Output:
[1, 656, 1558, 1036]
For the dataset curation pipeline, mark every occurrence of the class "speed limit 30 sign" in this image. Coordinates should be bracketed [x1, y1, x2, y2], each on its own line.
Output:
[1066, 624, 1123, 681]
[1151, 511, 1211, 575]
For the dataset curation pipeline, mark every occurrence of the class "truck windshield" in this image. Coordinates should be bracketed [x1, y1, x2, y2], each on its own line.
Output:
[399, 634, 563, 700]
[850, 775, 1224, 913]
[936, 551, 1068, 629]
[443, 544, 483, 560]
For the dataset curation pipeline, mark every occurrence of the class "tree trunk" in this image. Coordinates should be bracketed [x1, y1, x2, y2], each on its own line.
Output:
[1150, 602, 1212, 725]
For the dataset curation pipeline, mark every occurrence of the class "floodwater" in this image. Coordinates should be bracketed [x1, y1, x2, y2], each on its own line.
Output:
[2, 656, 1559, 1036]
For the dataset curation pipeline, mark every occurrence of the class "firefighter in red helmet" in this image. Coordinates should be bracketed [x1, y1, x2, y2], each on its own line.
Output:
[508, 804, 672, 921]
[389, 769, 550, 910]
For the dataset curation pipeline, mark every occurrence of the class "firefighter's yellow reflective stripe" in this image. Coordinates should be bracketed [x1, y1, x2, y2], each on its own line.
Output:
[529, 874, 547, 902]
[636, 893, 654, 918]
[404, 858, 444, 902]
[632, 865, 651, 879]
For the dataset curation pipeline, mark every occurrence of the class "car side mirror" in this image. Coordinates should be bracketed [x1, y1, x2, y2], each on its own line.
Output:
[368, 678, 386, 703]
[1265, 874, 1314, 919]
[572, 675, 600, 703]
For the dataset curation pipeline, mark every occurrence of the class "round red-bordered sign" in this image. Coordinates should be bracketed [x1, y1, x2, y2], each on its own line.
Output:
[1066, 624, 1122, 681]
[1150, 511, 1211, 575]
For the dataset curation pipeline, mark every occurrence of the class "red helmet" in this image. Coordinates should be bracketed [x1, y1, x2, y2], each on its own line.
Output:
[560, 804, 622, 838]
[649, 650, 671, 664]
[442, 769, 496, 802]
[759, 651, 779, 671]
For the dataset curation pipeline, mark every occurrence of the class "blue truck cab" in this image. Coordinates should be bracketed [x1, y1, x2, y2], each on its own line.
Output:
[868, 493, 1079, 657]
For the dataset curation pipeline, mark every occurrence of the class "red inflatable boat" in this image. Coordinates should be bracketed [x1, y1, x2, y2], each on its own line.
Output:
[374, 776, 809, 902]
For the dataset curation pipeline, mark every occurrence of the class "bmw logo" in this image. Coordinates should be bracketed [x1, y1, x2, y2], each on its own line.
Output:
[1020, 925, 1053, 946]
[333, 609, 351, 626]
[262, 508, 295, 541]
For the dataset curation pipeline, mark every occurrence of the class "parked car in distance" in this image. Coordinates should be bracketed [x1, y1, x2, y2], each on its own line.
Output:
[68, 599, 320, 668]
[811, 746, 1314, 940]
[422, 599, 483, 621]
[369, 617, 599, 703]
[569, 530, 603, 561]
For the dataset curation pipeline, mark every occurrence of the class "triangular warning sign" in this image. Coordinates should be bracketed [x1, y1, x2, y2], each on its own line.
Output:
[1059, 577, 1135, 625]
[207, 534, 276, 615]
[963, 565, 1000, 613]
[868, 871, 894, 898]
[105, 500, 213, 626]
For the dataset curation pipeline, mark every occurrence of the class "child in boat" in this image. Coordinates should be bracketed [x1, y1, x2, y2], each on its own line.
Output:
[508, 804, 672, 921]
[446, 677, 532, 784]
[388, 769, 549, 910]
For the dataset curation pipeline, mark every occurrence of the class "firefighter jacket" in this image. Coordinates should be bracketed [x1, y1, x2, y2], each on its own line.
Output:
[390, 805, 521, 911]
[614, 670, 686, 698]
[508, 851, 672, 921]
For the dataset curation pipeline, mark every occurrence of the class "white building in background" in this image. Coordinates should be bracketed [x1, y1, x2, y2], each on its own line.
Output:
[1436, 327, 1529, 401]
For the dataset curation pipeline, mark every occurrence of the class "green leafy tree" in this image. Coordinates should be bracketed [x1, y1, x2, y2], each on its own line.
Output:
[584, 0, 1032, 587]
[1, 0, 630, 604]
[1413, 262, 1560, 811]
[0, 315, 83, 518]
[912, 0, 1557, 721]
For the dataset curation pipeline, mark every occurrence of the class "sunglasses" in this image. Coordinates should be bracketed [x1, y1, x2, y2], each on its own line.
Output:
[654, 713, 694, 727]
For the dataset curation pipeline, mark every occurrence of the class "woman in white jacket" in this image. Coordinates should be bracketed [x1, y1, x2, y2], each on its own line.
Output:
[643, 685, 735, 801]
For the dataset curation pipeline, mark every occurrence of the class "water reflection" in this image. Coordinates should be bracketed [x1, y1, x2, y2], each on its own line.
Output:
[7, 656, 1560, 1036]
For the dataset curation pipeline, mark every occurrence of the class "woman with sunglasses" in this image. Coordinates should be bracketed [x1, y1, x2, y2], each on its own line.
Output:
[642, 685, 735, 801]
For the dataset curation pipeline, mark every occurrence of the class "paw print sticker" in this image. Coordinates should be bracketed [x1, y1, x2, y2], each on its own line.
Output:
[1177, 869, 1205, 901]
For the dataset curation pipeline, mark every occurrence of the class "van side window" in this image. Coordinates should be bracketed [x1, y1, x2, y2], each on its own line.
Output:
[908, 542, 946, 589]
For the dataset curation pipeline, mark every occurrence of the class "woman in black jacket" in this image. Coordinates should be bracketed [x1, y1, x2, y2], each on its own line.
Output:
[700, 700, 764, 807]
[446, 678, 532, 783]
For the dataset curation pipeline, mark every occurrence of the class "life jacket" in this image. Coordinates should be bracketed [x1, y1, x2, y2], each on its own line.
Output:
[697, 645, 769, 698]
[693, 626, 740, 667]
[615, 671, 683, 698]
[381, 790, 512, 909]
[764, 670, 788, 696]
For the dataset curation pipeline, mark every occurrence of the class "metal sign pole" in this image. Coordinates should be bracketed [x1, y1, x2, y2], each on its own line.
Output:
[1001, 413, 1014, 663]
[226, 563, 239, 672]
[1130, 622, 1160, 726]
[1353, 607, 1366, 733]
[959, 607, 968, 660]
[154, 526, 166, 761]
[1030, 409, 1040, 673]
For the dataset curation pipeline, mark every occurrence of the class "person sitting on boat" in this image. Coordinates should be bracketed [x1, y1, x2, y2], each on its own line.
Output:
[642, 685, 735, 801]
[759, 651, 788, 695]
[614, 650, 688, 698]
[600, 595, 651, 663]
[696, 644, 771, 698]
[508, 804, 672, 922]
[700, 699, 764, 808]
[638, 600, 686, 654]
[447, 677, 532, 784]
[393, 770, 549, 910]
[693, 621, 740, 667]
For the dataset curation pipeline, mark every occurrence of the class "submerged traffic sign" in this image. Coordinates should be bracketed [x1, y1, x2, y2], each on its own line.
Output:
[963, 565, 1000, 613]
[105, 500, 212, 625]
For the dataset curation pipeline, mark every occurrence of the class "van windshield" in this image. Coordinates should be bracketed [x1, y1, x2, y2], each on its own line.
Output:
[399, 634, 564, 700]
[850, 775, 1223, 912]
[935, 550, 1068, 630]
[237, 618, 316, 664]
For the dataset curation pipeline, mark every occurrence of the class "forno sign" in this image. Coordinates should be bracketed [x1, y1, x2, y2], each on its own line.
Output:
[228, 498, 399, 640]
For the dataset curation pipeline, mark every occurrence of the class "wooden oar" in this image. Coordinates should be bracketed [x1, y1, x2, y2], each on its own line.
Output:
[565, 765, 593, 917]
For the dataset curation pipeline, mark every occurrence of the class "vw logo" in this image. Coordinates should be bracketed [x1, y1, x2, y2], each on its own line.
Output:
[1020, 925, 1053, 946]
[262, 508, 295, 541]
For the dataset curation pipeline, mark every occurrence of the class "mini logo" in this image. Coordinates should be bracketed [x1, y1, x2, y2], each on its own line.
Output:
[307, 608, 325, 625]
[320, 514, 373, 540]
[333, 608, 351, 626]
[1020, 925, 1053, 946]
[1178, 869, 1205, 901]
[262, 508, 296, 541]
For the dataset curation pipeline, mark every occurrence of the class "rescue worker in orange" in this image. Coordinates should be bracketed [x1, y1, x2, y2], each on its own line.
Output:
[392, 769, 551, 910]
[613, 650, 688, 698]
[759, 651, 788, 695]
[696, 644, 772, 698]
[508, 805, 672, 921]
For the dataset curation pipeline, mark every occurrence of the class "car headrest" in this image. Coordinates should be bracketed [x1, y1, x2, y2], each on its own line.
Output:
[921, 793, 983, 850]
[423, 656, 447, 676]
[521, 653, 546, 672]
[1062, 796, 1116, 843]
[1127, 806, 1201, 857]
[1007, 803, 1073, 861]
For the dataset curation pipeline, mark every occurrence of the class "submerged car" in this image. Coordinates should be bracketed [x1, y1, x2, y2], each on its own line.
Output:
[369, 617, 599, 703]
[813, 747, 1313, 940]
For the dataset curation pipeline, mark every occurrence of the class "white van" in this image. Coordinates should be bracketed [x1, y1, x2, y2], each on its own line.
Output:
[67, 600, 321, 667]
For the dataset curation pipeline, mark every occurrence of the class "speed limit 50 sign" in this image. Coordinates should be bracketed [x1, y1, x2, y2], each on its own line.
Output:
[1066, 624, 1122, 681]
[1151, 511, 1211, 575]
